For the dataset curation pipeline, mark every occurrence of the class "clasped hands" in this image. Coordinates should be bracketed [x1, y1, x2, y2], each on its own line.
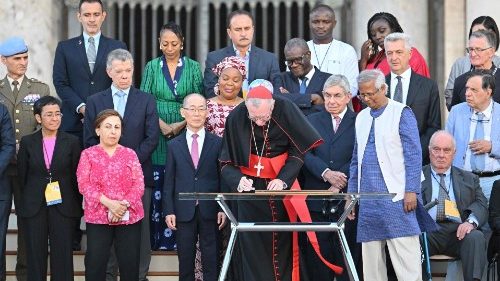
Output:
[469, 140, 492, 155]
[107, 199, 130, 223]
[324, 170, 347, 193]
[237, 176, 287, 192]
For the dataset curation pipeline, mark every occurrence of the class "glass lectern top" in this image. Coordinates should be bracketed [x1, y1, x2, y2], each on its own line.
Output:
[179, 191, 395, 201]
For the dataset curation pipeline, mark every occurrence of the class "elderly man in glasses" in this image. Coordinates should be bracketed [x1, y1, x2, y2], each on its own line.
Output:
[446, 70, 500, 202]
[451, 29, 500, 108]
[278, 38, 331, 115]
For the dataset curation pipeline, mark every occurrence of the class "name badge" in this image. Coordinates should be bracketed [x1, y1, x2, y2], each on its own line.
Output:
[444, 199, 461, 223]
[45, 181, 62, 206]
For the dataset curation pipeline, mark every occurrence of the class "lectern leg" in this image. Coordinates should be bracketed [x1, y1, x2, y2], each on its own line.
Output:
[338, 229, 360, 281]
[219, 226, 238, 281]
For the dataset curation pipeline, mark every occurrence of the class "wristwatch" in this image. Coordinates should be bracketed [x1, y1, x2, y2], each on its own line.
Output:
[467, 219, 478, 228]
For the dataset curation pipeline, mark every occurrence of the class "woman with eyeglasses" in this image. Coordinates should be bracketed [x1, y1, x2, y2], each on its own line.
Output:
[17, 96, 82, 281]
[140, 21, 203, 251]
[450, 29, 500, 108]
[445, 16, 500, 109]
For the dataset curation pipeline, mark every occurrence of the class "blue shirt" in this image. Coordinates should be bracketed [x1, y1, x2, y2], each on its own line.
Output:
[83, 31, 102, 54]
[111, 85, 130, 111]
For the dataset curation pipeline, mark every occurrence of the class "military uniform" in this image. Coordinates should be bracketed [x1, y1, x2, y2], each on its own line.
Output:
[0, 75, 48, 281]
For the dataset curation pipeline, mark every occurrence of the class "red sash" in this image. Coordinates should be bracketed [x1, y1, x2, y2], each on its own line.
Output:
[240, 154, 343, 280]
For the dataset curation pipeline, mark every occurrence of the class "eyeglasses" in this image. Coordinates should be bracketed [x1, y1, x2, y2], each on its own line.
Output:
[285, 53, 307, 67]
[465, 46, 493, 54]
[248, 112, 272, 122]
[358, 89, 380, 100]
[430, 147, 454, 155]
[182, 107, 207, 114]
[469, 116, 491, 123]
[42, 113, 63, 118]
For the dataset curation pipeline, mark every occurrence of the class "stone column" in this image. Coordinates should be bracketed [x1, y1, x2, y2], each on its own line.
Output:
[197, 0, 209, 70]
[65, 0, 81, 38]
[0, 0, 64, 93]
[351, 0, 429, 61]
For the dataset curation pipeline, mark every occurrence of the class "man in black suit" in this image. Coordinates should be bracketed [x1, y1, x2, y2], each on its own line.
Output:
[279, 38, 331, 115]
[204, 9, 282, 97]
[53, 0, 127, 141]
[302, 74, 359, 281]
[0, 103, 14, 281]
[83, 49, 160, 281]
[422, 130, 488, 281]
[384, 32, 441, 165]
[163, 93, 226, 281]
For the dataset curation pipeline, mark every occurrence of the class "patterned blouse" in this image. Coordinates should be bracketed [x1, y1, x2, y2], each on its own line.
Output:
[140, 56, 204, 165]
[205, 99, 240, 138]
[77, 145, 144, 225]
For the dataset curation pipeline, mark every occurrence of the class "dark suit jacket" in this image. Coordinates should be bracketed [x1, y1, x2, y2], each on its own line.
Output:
[386, 72, 441, 164]
[303, 109, 356, 211]
[421, 165, 488, 227]
[162, 131, 222, 222]
[490, 180, 500, 232]
[16, 130, 82, 218]
[0, 104, 15, 199]
[279, 67, 331, 115]
[83, 87, 160, 187]
[203, 45, 282, 97]
[53, 34, 127, 134]
[451, 69, 500, 109]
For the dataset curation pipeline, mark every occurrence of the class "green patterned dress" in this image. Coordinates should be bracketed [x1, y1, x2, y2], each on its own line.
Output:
[140, 56, 203, 166]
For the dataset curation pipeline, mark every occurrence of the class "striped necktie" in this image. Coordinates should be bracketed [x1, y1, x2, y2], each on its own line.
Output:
[87, 37, 97, 73]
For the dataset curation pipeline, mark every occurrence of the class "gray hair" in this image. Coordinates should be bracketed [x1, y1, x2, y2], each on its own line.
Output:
[323, 74, 350, 94]
[470, 29, 497, 49]
[429, 130, 456, 150]
[182, 93, 206, 108]
[284, 38, 310, 54]
[384, 32, 412, 51]
[106, 48, 134, 69]
[245, 98, 275, 108]
[357, 69, 387, 90]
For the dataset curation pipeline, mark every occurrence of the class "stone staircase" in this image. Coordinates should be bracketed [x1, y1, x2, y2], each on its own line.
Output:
[5, 210, 180, 280]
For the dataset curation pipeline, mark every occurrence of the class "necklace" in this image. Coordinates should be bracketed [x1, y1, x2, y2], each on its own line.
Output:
[312, 40, 333, 70]
[250, 120, 271, 177]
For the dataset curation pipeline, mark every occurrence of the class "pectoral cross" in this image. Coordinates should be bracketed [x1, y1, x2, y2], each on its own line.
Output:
[254, 161, 264, 177]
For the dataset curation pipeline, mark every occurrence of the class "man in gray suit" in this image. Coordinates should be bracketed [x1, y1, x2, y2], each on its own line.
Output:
[422, 130, 488, 281]
[203, 9, 282, 97]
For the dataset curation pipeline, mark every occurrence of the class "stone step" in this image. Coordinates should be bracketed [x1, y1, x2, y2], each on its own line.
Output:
[5, 274, 179, 280]
[4, 250, 178, 273]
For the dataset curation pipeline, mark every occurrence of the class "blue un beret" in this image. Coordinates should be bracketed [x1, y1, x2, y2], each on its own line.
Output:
[0, 37, 28, 57]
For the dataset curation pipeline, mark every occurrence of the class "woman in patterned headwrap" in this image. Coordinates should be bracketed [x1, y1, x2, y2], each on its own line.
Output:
[205, 56, 246, 137]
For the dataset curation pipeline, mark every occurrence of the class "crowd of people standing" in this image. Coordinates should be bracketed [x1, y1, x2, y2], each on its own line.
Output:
[0, 0, 500, 280]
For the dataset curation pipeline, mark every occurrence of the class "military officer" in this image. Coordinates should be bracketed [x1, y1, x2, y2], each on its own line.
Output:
[0, 37, 49, 281]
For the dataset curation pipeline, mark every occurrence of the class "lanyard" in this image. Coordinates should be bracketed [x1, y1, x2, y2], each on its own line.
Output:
[431, 171, 452, 197]
[42, 139, 53, 183]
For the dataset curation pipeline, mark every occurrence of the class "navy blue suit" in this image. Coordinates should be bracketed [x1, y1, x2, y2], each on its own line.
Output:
[203, 45, 282, 97]
[302, 109, 359, 281]
[53, 35, 127, 136]
[162, 131, 222, 281]
[83, 87, 159, 187]
[279, 68, 331, 115]
[0, 103, 14, 279]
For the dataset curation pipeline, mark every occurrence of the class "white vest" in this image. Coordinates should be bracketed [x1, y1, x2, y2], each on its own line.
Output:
[355, 99, 406, 202]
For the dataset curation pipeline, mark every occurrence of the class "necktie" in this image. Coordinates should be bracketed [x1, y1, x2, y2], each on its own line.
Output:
[333, 116, 341, 133]
[299, 77, 308, 94]
[436, 173, 448, 222]
[87, 37, 97, 73]
[471, 112, 485, 171]
[191, 134, 199, 168]
[393, 76, 403, 103]
[115, 91, 126, 117]
[12, 80, 19, 101]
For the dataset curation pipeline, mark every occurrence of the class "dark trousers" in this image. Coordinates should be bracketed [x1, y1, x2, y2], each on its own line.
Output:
[10, 175, 27, 281]
[299, 211, 362, 281]
[85, 221, 142, 281]
[177, 206, 219, 281]
[427, 222, 487, 281]
[106, 188, 151, 281]
[24, 204, 74, 281]
[0, 198, 11, 281]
